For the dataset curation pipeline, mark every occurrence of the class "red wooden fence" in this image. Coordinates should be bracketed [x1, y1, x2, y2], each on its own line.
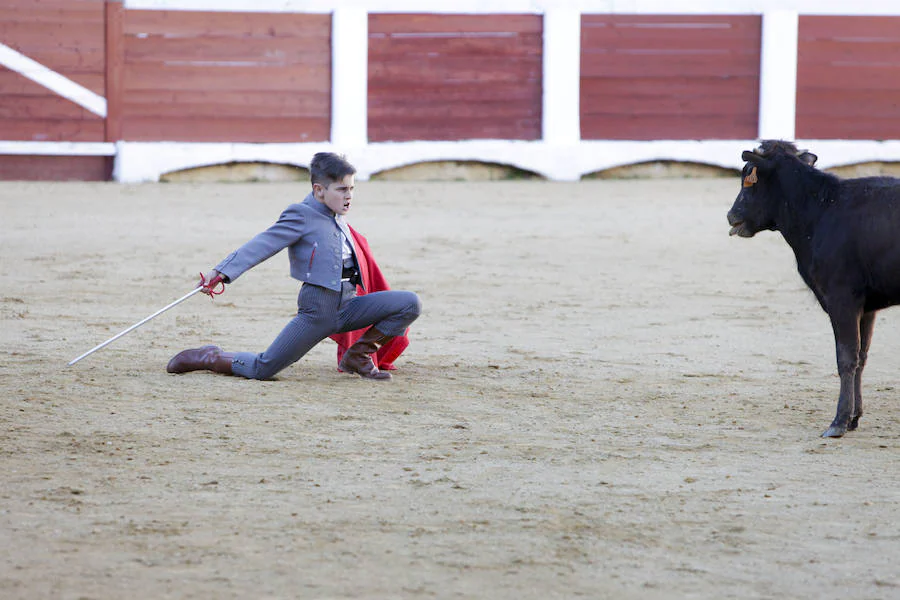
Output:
[367, 14, 543, 142]
[5, 7, 900, 180]
[0, 0, 106, 142]
[580, 14, 761, 140]
[118, 9, 331, 143]
[796, 16, 900, 140]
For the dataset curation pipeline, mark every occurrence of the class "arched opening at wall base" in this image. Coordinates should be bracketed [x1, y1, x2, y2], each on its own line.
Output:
[583, 161, 738, 180]
[370, 160, 544, 182]
[826, 161, 900, 178]
[160, 162, 309, 183]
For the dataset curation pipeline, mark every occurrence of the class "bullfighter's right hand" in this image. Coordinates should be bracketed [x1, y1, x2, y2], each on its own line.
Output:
[199, 270, 226, 296]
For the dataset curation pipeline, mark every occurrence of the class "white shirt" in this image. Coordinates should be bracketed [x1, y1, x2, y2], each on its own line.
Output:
[335, 215, 353, 264]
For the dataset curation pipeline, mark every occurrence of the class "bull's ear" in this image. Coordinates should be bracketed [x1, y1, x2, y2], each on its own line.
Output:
[798, 151, 818, 166]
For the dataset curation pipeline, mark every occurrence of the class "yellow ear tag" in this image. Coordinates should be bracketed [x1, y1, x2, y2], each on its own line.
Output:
[743, 166, 758, 188]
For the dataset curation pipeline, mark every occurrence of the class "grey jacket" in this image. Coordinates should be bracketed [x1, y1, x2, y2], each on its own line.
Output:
[214, 193, 357, 292]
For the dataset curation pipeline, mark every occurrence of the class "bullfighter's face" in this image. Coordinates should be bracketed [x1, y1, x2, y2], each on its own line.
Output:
[315, 174, 355, 216]
[727, 163, 775, 237]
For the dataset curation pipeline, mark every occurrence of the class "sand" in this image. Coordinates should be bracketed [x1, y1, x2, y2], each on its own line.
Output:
[1, 179, 898, 599]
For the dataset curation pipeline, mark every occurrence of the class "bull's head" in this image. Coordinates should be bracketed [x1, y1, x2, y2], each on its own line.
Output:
[727, 141, 817, 237]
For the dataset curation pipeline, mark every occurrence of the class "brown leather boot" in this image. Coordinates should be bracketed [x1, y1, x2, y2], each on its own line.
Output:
[339, 327, 394, 381]
[166, 345, 235, 375]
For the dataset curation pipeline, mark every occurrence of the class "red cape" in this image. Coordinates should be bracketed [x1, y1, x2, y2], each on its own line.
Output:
[329, 225, 410, 371]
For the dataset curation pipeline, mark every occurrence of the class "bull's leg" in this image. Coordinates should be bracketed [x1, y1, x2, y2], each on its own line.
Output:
[850, 311, 876, 431]
[823, 310, 862, 438]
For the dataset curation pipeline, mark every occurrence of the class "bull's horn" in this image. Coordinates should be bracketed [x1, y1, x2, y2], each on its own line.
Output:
[743, 150, 766, 164]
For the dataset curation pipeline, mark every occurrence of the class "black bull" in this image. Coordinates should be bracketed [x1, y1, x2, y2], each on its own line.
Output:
[727, 140, 900, 438]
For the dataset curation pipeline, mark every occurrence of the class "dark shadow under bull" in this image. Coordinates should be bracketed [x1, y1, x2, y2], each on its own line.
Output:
[727, 140, 900, 437]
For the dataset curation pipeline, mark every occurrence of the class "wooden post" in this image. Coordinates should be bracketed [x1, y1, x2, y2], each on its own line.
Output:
[105, 0, 124, 142]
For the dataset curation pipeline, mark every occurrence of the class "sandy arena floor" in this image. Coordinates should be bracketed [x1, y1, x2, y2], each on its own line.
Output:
[1, 179, 898, 599]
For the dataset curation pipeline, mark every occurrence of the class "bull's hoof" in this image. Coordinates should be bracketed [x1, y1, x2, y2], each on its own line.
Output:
[821, 425, 847, 438]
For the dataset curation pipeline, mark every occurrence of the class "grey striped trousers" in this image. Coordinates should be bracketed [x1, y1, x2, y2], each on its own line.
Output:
[231, 281, 421, 380]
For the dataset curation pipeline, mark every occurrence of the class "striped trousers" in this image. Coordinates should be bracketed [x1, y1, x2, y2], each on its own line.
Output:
[231, 281, 421, 380]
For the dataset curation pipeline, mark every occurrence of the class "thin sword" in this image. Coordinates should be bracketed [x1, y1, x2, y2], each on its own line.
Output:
[67, 286, 204, 367]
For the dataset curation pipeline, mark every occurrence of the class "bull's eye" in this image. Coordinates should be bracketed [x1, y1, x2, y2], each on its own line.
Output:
[743, 166, 758, 188]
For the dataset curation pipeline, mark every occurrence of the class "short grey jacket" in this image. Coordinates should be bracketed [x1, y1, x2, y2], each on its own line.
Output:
[214, 193, 357, 292]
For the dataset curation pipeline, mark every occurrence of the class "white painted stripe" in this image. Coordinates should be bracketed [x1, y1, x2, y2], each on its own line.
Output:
[330, 8, 368, 149]
[0, 142, 116, 156]
[758, 11, 799, 141]
[123, 0, 900, 16]
[111, 139, 900, 183]
[0, 43, 107, 118]
[542, 8, 581, 146]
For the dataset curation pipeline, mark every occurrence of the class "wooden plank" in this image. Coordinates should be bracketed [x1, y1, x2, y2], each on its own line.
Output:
[581, 75, 758, 97]
[581, 113, 757, 140]
[0, 70, 52, 94]
[582, 16, 761, 48]
[368, 84, 541, 103]
[106, 0, 124, 142]
[581, 82, 757, 112]
[370, 52, 542, 69]
[799, 41, 900, 65]
[796, 89, 900, 118]
[370, 62, 540, 85]
[797, 64, 900, 89]
[581, 52, 759, 78]
[369, 13, 542, 35]
[582, 15, 760, 26]
[122, 64, 329, 93]
[0, 72, 106, 127]
[0, 0, 102, 11]
[0, 119, 105, 142]
[0, 46, 105, 72]
[581, 32, 760, 52]
[124, 10, 330, 38]
[369, 100, 539, 120]
[0, 72, 105, 94]
[796, 115, 900, 140]
[120, 117, 330, 143]
[0, 22, 105, 45]
[0, 7, 102, 23]
[124, 89, 329, 115]
[800, 15, 900, 40]
[580, 95, 757, 117]
[0, 154, 111, 181]
[0, 95, 100, 119]
[2, 67, 106, 97]
[124, 37, 331, 65]
[123, 98, 329, 119]
[583, 14, 757, 26]
[581, 21, 760, 38]
[370, 117, 540, 142]
[368, 35, 542, 58]
[0, 4, 103, 24]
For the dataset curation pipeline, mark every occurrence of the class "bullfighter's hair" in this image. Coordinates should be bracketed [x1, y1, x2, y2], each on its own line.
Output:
[310, 152, 356, 188]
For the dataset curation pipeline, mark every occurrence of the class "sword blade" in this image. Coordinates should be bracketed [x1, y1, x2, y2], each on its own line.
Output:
[67, 286, 204, 366]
